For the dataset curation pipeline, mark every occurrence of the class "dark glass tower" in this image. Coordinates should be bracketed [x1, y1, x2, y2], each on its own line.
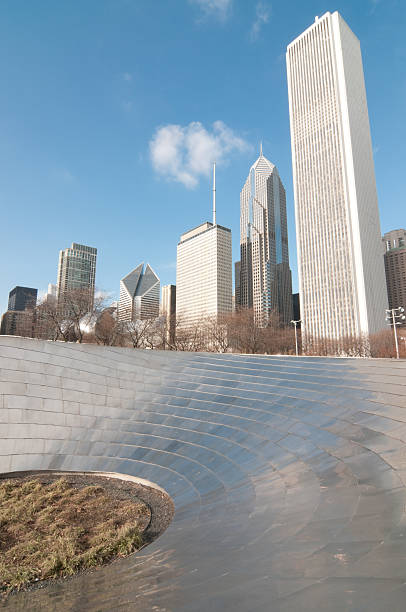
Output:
[8, 286, 37, 311]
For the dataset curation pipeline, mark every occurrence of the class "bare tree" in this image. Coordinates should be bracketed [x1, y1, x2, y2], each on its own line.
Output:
[124, 318, 156, 349]
[173, 317, 205, 352]
[262, 324, 297, 355]
[33, 288, 106, 343]
[144, 316, 170, 350]
[94, 308, 126, 346]
[33, 300, 70, 341]
[227, 309, 265, 354]
[201, 315, 231, 353]
[370, 329, 406, 358]
[61, 289, 106, 343]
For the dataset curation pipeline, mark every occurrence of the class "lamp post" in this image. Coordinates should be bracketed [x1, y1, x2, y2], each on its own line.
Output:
[291, 319, 301, 356]
[385, 307, 406, 359]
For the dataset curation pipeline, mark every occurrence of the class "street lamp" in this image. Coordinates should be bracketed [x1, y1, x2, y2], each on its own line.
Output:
[291, 319, 301, 356]
[385, 307, 406, 359]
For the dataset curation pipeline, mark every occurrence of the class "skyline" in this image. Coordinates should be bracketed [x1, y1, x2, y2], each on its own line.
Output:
[1, 1, 405, 313]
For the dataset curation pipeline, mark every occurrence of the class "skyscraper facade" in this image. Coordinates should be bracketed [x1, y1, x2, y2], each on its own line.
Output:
[383, 229, 406, 315]
[161, 284, 176, 343]
[286, 11, 387, 343]
[234, 261, 241, 310]
[45, 283, 57, 306]
[240, 151, 293, 326]
[57, 243, 97, 306]
[176, 222, 232, 326]
[292, 292, 300, 322]
[1, 286, 37, 337]
[383, 229, 406, 253]
[0, 310, 34, 337]
[118, 263, 160, 322]
[8, 286, 37, 312]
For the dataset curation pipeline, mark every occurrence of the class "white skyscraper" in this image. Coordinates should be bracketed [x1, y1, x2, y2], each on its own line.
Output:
[240, 149, 293, 326]
[286, 11, 387, 344]
[176, 222, 232, 326]
[177, 165, 232, 326]
[161, 284, 176, 343]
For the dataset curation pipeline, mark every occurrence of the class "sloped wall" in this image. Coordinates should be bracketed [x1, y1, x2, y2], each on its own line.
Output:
[1, 336, 406, 611]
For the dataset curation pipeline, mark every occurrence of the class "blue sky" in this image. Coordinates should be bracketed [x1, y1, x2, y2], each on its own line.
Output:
[1, 0, 405, 312]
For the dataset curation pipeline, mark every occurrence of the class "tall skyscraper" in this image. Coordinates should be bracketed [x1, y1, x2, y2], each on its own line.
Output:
[240, 149, 293, 326]
[57, 243, 97, 306]
[177, 222, 232, 325]
[8, 286, 37, 311]
[383, 229, 406, 315]
[177, 165, 232, 327]
[118, 263, 160, 322]
[286, 11, 387, 343]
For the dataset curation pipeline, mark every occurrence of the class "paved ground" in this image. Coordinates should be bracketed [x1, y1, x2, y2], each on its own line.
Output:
[1, 336, 406, 611]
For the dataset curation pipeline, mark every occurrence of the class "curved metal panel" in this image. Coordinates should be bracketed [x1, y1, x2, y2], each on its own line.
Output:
[1, 337, 406, 611]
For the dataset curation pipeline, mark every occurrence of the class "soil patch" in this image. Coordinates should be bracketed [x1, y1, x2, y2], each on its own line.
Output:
[0, 471, 174, 598]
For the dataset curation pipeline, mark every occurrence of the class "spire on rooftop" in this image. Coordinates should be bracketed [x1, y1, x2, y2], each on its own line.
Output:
[249, 149, 275, 174]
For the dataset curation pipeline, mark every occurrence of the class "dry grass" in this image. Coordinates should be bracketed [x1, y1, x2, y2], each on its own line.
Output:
[0, 477, 150, 596]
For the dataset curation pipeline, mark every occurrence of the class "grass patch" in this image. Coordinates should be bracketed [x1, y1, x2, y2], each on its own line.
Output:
[0, 477, 150, 596]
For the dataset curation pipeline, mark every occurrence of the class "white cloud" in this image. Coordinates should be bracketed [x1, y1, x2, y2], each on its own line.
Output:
[190, 0, 232, 20]
[250, 2, 271, 41]
[149, 121, 250, 189]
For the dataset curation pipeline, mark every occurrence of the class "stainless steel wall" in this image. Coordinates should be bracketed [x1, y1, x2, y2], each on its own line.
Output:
[1, 336, 406, 611]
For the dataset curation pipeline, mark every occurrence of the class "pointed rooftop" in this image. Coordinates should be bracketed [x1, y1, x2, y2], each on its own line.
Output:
[136, 264, 159, 297]
[250, 145, 275, 174]
[121, 263, 159, 298]
[121, 263, 143, 298]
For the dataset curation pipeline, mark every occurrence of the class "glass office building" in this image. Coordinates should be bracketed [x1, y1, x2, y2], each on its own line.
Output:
[57, 242, 97, 307]
[8, 286, 37, 312]
[240, 151, 293, 326]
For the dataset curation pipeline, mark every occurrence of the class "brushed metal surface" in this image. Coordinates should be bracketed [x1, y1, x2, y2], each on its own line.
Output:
[1, 336, 406, 611]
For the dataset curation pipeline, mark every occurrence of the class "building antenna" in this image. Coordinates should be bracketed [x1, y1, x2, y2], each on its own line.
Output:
[212, 161, 216, 225]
